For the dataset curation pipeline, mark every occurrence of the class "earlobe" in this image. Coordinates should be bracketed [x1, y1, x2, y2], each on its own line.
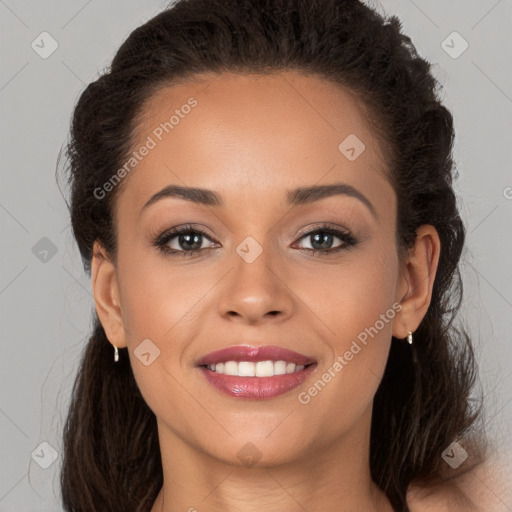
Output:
[393, 225, 441, 340]
[91, 240, 127, 349]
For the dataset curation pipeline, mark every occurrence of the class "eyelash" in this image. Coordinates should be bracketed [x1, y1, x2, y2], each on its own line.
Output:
[153, 223, 361, 258]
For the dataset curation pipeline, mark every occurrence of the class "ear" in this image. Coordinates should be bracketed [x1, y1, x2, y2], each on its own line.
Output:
[392, 225, 441, 340]
[91, 240, 128, 349]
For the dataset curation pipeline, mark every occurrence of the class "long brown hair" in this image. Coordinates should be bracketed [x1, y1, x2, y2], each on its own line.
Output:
[59, 1, 487, 510]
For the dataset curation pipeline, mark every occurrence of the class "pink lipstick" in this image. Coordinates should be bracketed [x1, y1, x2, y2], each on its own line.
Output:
[196, 345, 317, 400]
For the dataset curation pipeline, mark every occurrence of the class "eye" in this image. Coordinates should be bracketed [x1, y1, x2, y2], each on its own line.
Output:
[153, 224, 218, 257]
[293, 224, 360, 255]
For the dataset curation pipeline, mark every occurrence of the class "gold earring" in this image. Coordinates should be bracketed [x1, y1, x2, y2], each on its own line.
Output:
[114, 345, 119, 362]
[406, 330, 413, 345]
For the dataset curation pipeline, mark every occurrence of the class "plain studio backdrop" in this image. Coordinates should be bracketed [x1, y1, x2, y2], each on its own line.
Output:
[0, 0, 511, 510]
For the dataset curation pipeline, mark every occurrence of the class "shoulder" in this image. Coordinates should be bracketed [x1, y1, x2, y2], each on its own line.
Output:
[406, 456, 512, 512]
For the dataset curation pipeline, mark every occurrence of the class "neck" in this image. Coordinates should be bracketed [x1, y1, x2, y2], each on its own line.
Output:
[150, 406, 394, 512]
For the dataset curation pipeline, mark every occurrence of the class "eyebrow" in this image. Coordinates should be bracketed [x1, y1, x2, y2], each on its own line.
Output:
[140, 182, 377, 218]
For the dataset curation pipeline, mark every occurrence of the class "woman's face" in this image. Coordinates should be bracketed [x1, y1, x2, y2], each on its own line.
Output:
[99, 71, 409, 466]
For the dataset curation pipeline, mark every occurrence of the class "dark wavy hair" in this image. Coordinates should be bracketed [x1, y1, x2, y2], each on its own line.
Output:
[58, 0, 488, 510]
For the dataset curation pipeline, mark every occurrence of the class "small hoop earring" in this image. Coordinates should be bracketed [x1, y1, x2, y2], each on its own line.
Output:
[114, 345, 119, 362]
[406, 330, 413, 345]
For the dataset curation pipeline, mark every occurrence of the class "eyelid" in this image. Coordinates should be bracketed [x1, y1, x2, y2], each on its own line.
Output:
[153, 224, 218, 250]
[294, 221, 351, 238]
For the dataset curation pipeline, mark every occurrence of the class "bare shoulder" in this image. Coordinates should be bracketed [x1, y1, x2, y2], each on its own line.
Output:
[406, 457, 512, 512]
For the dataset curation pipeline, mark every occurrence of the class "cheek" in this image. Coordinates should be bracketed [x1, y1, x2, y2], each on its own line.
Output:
[117, 251, 201, 340]
[293, 243, 398, 410]
[292, 240, 398, 341]
[116, 258, 203, 431]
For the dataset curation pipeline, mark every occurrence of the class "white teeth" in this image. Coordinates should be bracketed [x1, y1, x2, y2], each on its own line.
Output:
[224, 361, 238, 375]
[255, 360, 274, 377]
[286, 362, 295, 373]
[208, 360, 308, 376]
[238, 361, 255, 376]
[274, 360, 287, 375]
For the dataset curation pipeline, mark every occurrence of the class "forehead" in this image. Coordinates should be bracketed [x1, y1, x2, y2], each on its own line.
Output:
[118, 70, 391, 217]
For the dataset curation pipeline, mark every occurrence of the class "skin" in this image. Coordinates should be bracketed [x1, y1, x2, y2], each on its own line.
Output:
[91, 71, 441, 512]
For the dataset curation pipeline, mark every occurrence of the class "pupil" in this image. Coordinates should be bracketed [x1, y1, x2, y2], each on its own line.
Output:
[180, 233, 201, 250]
[312, 232, 332, 250]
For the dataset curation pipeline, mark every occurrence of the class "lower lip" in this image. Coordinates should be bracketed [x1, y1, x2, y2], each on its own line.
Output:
[198, 364, 317, 399]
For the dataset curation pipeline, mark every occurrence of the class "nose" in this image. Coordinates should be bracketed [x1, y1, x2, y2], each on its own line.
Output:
[217, 241, 295, 325]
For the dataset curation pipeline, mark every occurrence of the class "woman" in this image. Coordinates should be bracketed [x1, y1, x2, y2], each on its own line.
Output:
[59, 0, 491, 510]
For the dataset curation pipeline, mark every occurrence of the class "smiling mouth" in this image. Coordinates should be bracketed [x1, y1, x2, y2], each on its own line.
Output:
[198, 361, 318, 400]
[196, 344, 318, 399]
[200, 360, 316, 377]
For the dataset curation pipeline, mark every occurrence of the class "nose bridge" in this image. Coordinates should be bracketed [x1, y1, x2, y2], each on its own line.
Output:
[217, 232, 293, 323]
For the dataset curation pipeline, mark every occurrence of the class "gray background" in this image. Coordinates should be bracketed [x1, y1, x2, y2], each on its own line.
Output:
[1, 0, 511, 510]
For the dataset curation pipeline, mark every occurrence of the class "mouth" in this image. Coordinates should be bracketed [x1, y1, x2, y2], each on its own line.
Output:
[196, 345, 318, 399]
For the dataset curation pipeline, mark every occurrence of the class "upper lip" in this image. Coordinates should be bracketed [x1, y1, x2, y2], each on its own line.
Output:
[196, 345, 317, 367]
